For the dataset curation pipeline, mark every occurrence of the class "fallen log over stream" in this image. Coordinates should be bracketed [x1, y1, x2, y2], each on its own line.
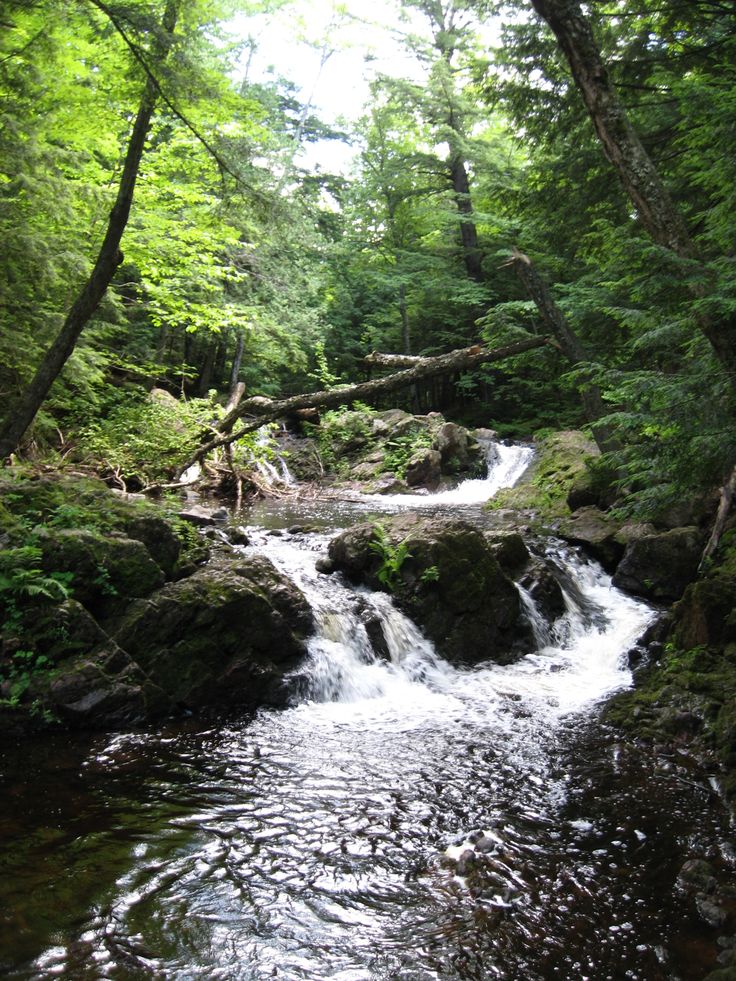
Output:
[176, 335, 552, 476]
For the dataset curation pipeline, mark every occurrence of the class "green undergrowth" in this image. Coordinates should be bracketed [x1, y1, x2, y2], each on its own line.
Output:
[308, 404, 436, 480]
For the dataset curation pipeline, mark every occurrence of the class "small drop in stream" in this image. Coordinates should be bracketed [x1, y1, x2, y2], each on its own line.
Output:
[1, 444, 733, 979]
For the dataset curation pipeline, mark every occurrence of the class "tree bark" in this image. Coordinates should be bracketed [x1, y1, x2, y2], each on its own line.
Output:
[529, 0, 736, 383]
[0, 0, 179, 460]
[449, 155, 484, 283]
[229, 330, 245, 394]
[509, 248, 620, 453]
[177, 335, 551, 475]
[700, 463, 736, 572]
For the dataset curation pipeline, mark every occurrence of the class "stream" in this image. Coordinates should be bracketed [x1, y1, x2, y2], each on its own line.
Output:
[1, 444, 734, 979]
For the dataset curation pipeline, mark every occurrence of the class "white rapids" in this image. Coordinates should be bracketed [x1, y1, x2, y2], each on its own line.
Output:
[242, 438, 653, 732]
[358, 439, 534, 509]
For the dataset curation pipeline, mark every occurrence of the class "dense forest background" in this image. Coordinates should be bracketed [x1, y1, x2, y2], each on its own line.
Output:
[1, 0, 735, 515]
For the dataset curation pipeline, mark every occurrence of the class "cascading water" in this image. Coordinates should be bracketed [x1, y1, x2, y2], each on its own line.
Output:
[361, 439, 534, 509]
[3, 440, 730, 981]
[253, 425, 294, 488]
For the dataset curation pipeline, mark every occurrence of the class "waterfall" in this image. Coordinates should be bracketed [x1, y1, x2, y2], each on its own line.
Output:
[253, 425, 294, 487]
[239, 435, 653, 721]
[362, 439, 534, 508]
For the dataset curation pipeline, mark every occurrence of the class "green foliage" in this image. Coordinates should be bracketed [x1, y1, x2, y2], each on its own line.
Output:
[382, 429, 432, 479]
[311, 405, 377, 475]
[77, 392, 223, 484]
[0, 648, 54, 709]
[368, 524, 412, 592]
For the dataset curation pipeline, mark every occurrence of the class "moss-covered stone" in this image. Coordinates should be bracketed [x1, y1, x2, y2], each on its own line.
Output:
[38, 528, 164, 615]
[612, 526, 704, 601]
[114, 556, 314, 711]
[487, 430, 599, 518]
[328, 514, 532, 665]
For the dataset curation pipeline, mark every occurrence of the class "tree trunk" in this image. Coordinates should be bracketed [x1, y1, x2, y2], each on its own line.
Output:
[449, 155, 483, 283]
[229, 330, 245, 394]
[509, 248, 620, 453]
[529, 0, 736, 382]
[177, 335, 550, 475]
[700, 463, 736, 572]
[0, 0, 180, 460]
[197, 336, 218, 396]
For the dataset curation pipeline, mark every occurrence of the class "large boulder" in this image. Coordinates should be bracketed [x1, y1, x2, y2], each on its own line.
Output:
[435, 422, 479, 473]
[328, 514, 532, 665]
[671, 577, 736, 649]
[38, 528, 165, 615]
[405, 448, 442, 488]
[41, 644, 168, 728]
[556, 506, 624, 570]
[489, 430, 600, 518]
[114, 555, 314, 710]
[612, 526, 704, 601]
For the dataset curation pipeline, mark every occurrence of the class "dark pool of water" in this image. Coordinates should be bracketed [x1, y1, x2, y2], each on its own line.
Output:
[0, 710, 732, 980]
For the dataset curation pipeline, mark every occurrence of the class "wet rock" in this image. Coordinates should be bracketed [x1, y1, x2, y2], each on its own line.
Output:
[519, 560, 567, 623]
[696, 894, 728, 929]
[435, 422, 478, 473]
[455, 849, 479, 876]
[328, 514, 532, 666]
[315, 556, 335, 575]
[114, 555, 314, 711]
[405, 449, 442, 489]
[671, 577, 736, 650]
[613, 526, 704, 601]
[42, 644, 168, 728]
[369, 475, 410, 495]
[122, 514, 182, 577]
[228, 525, 251, 546]
[557, 507, 624, 570]
[178, 504, 222, 526]
[485, 532, 530, 574]
[354, 599, 391, 661]
[678, 859, 718, 894]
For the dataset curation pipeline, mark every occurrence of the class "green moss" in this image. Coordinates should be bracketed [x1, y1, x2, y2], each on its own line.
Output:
[606, 638, 736, 800]
[486, 430, 599, 517]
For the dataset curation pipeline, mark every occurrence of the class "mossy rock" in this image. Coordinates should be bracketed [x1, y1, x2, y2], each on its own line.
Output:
[38, 528, 164, 616]
[328, 514, 532, 665]
[612, 526, 704, 601]
[487, 430, 599, 518]
[114, 555, 314, 711]
[0, 473, 203, 573]
[672, 577, 736, 649]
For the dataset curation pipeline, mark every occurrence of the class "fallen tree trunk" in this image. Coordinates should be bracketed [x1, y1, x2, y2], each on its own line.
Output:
[177, 335, 550, 476]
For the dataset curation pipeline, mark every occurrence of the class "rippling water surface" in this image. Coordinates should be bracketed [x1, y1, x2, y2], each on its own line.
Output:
[1, 446, 733, 979]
